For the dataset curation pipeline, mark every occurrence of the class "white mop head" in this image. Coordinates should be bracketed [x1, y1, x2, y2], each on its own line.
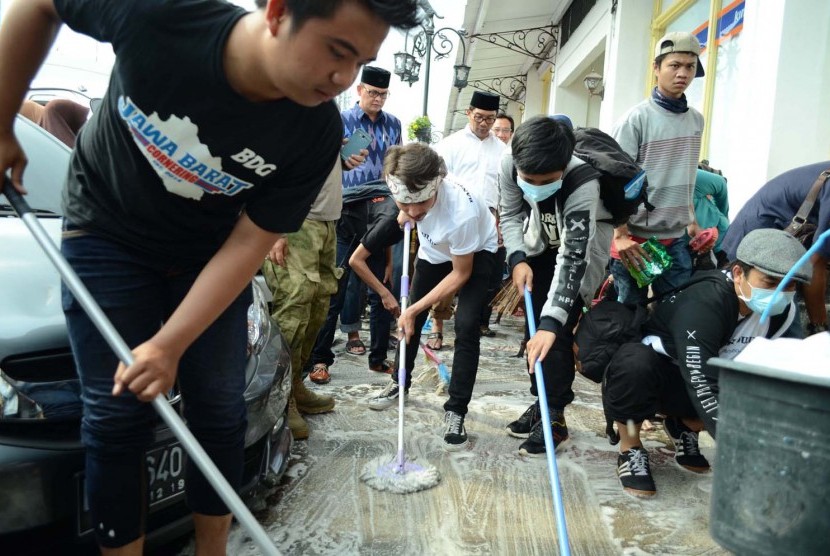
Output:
[360, 454, 440, 494]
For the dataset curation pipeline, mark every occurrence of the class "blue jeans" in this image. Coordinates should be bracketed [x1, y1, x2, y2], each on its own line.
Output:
[61, 227, 249, 547]
[610, 238, 693, 305]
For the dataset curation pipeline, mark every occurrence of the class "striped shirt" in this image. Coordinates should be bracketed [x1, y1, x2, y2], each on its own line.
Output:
[612, 98, 703, 239]
[341, 103, 402, 190]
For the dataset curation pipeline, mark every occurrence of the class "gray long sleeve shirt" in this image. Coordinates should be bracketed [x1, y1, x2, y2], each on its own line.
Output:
[499, 152, 614, 335]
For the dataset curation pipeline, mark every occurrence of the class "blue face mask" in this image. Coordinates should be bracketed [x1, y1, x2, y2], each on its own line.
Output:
[738, 280, 794, 316]
[517, 176, 562, 203]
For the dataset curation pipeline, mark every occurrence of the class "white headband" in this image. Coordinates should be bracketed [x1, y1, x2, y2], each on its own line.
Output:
[386, 174, 441, 204]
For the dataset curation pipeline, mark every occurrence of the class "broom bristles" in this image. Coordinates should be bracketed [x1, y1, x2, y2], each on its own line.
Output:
[491, 279, 522, 317]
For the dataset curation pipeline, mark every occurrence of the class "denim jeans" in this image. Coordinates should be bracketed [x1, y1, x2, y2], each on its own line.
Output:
[610, 237, 693, 305]
[61, 227, 249, 547]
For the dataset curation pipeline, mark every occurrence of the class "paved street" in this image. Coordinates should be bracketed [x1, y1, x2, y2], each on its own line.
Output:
[182, 313, 726, 555]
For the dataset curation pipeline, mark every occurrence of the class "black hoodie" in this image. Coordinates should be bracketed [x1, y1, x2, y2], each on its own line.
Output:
[642, 270, 794, 436]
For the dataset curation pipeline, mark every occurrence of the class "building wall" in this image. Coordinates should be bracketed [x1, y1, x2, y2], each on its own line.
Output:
[544, 0, 830, 215]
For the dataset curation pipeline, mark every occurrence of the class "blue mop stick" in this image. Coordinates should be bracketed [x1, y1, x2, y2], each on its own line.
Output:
[523, 288, 571, 556]
[760, 229, 830, 324]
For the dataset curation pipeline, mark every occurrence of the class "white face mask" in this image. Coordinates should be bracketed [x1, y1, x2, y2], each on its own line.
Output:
[737, 274, 794, 316]
[516, 176, 562, 203]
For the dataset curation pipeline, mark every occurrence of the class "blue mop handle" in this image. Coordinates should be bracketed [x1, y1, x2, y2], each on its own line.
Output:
[760, 229, 830, 324]
[523, 288, 571, 556]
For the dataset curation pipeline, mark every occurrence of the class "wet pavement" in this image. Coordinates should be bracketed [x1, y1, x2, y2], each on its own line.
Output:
[182, 313, 727, 555]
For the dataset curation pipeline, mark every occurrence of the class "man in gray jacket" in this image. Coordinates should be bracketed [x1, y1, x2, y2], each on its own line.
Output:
[499, 115, 614, 456]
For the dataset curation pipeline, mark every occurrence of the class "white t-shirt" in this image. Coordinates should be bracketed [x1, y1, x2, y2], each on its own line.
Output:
[417, 179, 498, 264]
[433, 126, 506, 210]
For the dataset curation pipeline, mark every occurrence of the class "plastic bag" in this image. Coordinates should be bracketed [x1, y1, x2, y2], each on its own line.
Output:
[627, 237, 674, 288]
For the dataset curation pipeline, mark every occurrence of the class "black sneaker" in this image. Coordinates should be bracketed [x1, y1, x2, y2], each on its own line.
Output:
[663, 417, 710, 473]
[442, 410, 468, 451]
[368, 380, 408, 411]
[506, 401, 540, 438]
[518, 409, 569, 457]
[617, 447, 656, 497]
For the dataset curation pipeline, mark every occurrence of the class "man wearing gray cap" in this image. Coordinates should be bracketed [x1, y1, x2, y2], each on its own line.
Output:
[602, 228, 810, 497]
[610, 31, 706, 305]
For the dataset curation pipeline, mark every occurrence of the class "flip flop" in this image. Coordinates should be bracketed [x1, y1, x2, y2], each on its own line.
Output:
[425, 332, 443, 351]
[345, 339, 367, 355]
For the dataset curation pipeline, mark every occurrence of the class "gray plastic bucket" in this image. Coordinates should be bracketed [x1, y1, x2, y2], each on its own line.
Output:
[708, 356, 830, 555]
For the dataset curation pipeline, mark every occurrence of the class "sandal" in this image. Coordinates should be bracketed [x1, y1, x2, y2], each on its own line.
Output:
[309, 363, 331, 384]
[345, 339, 366, 355]
[480, 325, 496, 337]
[425, 332, 443, 351]
[369, 360, 394, 374]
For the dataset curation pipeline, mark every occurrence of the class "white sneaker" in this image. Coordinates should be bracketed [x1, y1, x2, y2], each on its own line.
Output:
[368, 380, 408, 411]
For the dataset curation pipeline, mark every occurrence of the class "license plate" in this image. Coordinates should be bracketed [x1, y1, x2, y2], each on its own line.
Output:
[77, 442, 187, 536]
[146, 443, 187, 506]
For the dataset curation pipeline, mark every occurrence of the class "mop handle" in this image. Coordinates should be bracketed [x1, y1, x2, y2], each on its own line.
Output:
[523, 288, 571, 556]
[2, 181, 280, 556]
[760, 228, 830, 323]
[396, 222, 412, 471]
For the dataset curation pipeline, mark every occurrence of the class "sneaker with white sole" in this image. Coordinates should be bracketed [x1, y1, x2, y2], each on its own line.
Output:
[368, 380, 408, 411]
[617, 447, 656, 497]
[442, 410, 468, 451]
[506, 401, 540, 438]
[663, 417, 710, 473]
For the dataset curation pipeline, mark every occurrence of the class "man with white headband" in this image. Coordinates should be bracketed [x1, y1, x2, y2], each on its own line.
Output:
[366, 143, 498, 451]
[603, 228, 809, 497]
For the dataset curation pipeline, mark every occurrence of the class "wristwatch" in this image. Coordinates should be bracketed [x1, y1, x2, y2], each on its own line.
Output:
[806, 322, 829, 335]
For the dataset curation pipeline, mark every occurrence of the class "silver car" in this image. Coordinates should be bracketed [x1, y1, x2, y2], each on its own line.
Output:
[0, 116, 292, 550]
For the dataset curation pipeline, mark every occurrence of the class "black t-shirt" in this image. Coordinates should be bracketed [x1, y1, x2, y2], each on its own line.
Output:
[54, 0, 342, 263]
[361, 196, 402, 254]
[536, 195, 562, 251]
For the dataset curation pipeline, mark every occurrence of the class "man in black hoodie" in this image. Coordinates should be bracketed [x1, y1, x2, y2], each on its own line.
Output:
[603, 228, 810, 497]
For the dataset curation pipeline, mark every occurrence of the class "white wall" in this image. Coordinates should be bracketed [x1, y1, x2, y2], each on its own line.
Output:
[549, 0, 611, 128]
[721, 0, 830, 214]
[601, 0, 653, 130]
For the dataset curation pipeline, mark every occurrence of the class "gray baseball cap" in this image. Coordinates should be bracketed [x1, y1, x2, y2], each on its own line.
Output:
[736, 228, 812, 283]
[654, 31, 705, 77]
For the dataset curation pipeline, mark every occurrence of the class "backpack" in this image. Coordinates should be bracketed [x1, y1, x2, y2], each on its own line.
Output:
[574, 298, 649, 445]
[574, 299, 648, 384]
[561, 127, 653, 226]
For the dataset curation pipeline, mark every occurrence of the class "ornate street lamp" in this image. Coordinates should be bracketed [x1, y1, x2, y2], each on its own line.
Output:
[392, 11, 471, 116]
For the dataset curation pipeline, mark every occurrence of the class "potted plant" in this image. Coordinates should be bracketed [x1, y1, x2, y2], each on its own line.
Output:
[407, 115, 433, 143]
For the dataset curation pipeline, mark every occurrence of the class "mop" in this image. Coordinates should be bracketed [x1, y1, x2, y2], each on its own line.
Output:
[361, 222, 441, 494]
[2, 180, 281, 556]
[523, 288, 572, 555]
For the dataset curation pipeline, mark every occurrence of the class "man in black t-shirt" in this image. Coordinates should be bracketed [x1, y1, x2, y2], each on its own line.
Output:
[348, 195, 405, 328]
[0, 0, 419, 552]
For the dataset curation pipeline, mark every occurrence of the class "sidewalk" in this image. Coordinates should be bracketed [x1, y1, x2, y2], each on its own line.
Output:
[224, 314, 726, 555]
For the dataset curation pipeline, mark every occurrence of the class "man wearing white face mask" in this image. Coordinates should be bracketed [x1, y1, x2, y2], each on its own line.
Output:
[602, 228, 809, 497]
[499, 115, 614, 456]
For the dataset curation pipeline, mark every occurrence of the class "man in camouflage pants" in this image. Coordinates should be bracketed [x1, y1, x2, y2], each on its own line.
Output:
[262, 158, 342, 439]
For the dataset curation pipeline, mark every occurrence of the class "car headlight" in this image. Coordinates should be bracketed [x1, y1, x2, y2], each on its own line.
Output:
[247, 282, 272, 357]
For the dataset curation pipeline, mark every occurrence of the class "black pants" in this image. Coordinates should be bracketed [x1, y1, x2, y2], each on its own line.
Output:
[479, 246, 506, 326]
[524, 248, 584, 409]
[602, 343, 701, 424]
[393, 250, 497, 415]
